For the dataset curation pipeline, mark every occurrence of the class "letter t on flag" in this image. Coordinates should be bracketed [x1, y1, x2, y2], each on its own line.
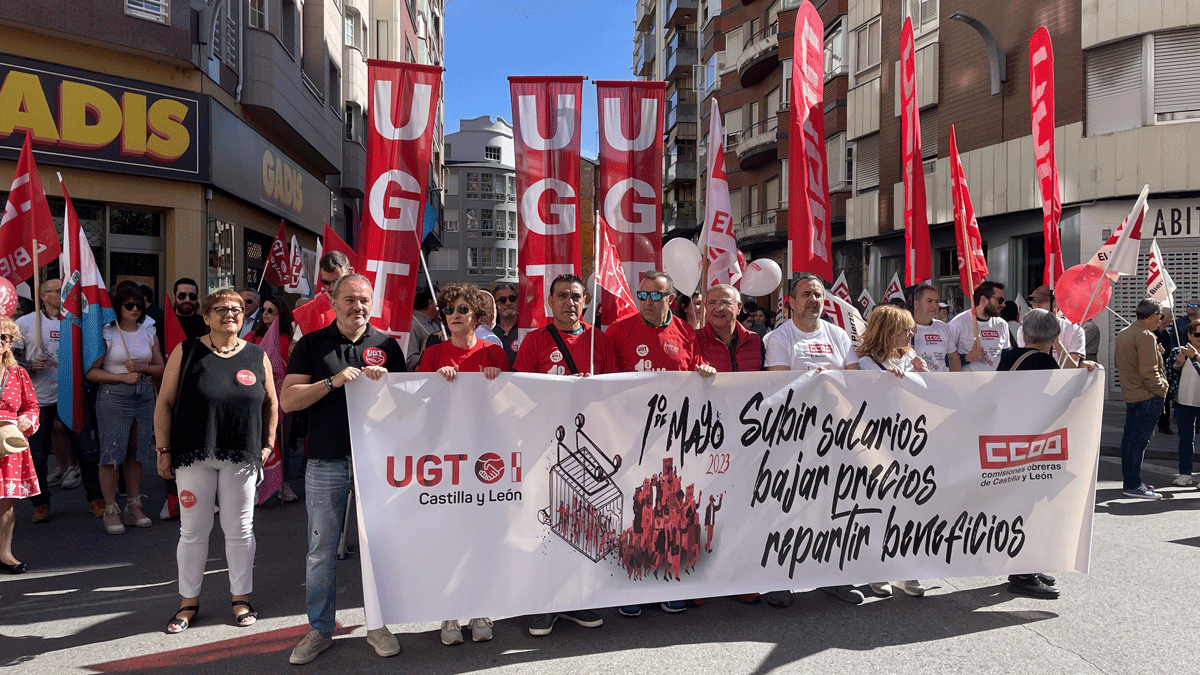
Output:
[1, 132, 62, 285]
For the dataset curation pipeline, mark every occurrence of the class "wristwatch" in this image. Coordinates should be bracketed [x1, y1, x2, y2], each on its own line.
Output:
[324, 377, 334, 391]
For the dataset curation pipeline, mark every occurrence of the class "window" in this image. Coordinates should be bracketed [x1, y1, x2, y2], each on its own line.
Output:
[126, 0, 169, 24]
[825, 20, 846, 79]
[827, 133, 847, 188]
[1154, 28, 1200, 122]
[485, 146, 502, 161]
[507, 211, 517, 236]
[466, 173, 479, 199]
[429, 248, 458, 271]
[446, 173, 459, 196]
[1085, 37, 1143, 136]
[328, 62, 341, 110]
[281, 0, 297, 55]
[466, 209, 478, 233]
[345, 103, 360, 141]
[855, 134, 880, 191]
[920, 107, 938, 161]
[376, 20, 390, 60]
[904, 0, 939, 39]
[467, 248, 478, 274]
[345, 11, 361, 50]
[507, 176, 516, 201]
[855, 18, 881, 75]
[481, 173, 494, 199]
[508, 248, 517, 274]
[445, 217, 458, 232]
[248, 0, 267, 29]
[481, 209, 494, 236]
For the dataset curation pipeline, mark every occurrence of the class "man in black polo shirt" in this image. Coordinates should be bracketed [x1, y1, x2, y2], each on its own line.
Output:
[281, 273, 406, 665]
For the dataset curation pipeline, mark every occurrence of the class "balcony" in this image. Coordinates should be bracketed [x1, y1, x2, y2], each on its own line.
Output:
[737, 116, 779, 170]
[664, 200, 698, 235]
[664, 31, 699, 81]
[737, 21, 779, 87]
[637, 0, 655, 32]
[665, 89, 698, 130]
[636, 32, 656, 77]
[665, 0, 698, 28]
[666, 159, 698, 186]
[738, 209, 784, 248]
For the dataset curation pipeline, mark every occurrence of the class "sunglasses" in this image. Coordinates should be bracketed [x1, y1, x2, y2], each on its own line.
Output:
[495, 295, 517, 304]
[1192, 332, 1200, 338]
[213, 306, 245, 318]
[176, 292, 197, 301]
[263, 306, 277, 314]
[636, 291, 666, 301]
[122, 302, 144, 311]
[0, 334, 13, 344]
[442, 305, 472, 316]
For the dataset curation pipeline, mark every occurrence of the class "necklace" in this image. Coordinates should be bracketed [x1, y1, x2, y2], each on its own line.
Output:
[207, 336, 239, 355]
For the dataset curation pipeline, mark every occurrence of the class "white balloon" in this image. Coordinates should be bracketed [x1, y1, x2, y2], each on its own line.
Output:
[662, 238, 702, 296]
[738, 258, 783, 296]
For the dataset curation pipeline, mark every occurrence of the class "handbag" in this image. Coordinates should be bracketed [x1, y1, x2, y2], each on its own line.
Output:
[0, 369, 29, 457]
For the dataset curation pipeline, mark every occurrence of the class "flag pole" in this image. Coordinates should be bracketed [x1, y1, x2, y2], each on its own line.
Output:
[1081, 185, 1149, 323]
[416, 245, 448, 340]
[32, 238, 42, 361]
[958, 200, 980, 346]
[590, 210, 600, 376]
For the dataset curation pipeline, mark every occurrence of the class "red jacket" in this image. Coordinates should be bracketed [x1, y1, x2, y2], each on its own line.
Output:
[696, 322, 763, 372]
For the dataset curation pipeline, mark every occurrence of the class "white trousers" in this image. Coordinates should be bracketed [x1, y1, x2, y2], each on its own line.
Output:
[175, 457, 258, 597]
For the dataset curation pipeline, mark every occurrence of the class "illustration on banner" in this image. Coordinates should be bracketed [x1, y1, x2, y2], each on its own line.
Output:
[539, 414, 623, 562]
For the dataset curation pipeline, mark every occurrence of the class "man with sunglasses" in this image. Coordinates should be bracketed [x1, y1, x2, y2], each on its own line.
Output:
[172, 279, 209, 340]
[492, 284, 520, 366]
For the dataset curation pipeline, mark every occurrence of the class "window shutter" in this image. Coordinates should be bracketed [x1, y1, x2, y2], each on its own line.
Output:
[1085, 37, 1143, 135]
[919, 106, 938, 159]
[1154, 28, 1200, 115]
[856, 134, 880, 190]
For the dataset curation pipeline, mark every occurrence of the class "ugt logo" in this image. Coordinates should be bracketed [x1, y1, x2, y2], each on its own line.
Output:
[387, 452, 523, 487]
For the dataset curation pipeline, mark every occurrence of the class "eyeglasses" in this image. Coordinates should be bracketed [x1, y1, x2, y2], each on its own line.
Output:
[0, 334, 13, 344]
[706, 299, 736, 307]
[442, 305, 472, 316]
[122, 302, 144, 311]
[176, 292, 197, 301]
[495, 295, 517, 304]
[212, 306, 245, 318]
[636, 291, 666, 301]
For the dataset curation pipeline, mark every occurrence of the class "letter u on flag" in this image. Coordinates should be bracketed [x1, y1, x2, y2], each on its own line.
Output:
[788, 1, 832, 282]
[362, 60, 443, 348]
[1, 132, 62, 284]
[510, 76, 584, 341]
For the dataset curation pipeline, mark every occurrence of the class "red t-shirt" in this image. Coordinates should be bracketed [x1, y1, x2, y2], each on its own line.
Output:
[513, 323, 616, 375]
[606, 313, 704, 373]
[418, 338, 510, 373]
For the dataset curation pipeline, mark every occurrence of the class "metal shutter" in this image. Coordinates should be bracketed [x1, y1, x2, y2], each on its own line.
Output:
[1085, 38, 1143, 136]
[856, 134, 880, 190]
[1153, 28, 1200, 115]
[920, 106, 937, 159]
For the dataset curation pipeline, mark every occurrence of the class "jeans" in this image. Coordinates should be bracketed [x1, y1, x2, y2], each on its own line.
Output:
[304, 458, 352, 638]
[27, 404, 103, 506]
[1176, 403, 1200, 475]
[1120, 397, 1164, 489]
[175, 457, 258, 597]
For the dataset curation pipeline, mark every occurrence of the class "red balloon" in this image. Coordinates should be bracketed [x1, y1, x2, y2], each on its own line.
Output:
[1056, 264, 1111, 324]
[0, 278, 17, 317]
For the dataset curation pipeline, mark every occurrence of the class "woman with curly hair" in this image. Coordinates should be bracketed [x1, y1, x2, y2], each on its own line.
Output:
[0, 315, 40, 574]
[856, 303, 929, 376]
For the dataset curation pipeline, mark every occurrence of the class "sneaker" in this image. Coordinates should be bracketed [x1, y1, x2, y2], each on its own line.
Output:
[1122, 484, 1163, 500]
[1173, 474, 1195, 486]
[659, 600, 687, 613]
[281, 482, 300, 502]
[558, 609, 603, 628]
[869, 582, 893, 597]
[88, 499, 106, 518]
[528, 613, 557, 636]
[366, 627, 400, 657]
[764, 590, 792, 608]
[31, 505, 50, 523]
[618, 605, 642, 618]
[440, 619, 463, 645]
[289, 630, 334, 664]
[897, 579, 926, 597]
[821, 585, 865, 604]
[469, 617, 492, 642]
[46, 467, 63, 487]
[1007, 574, 1060, 599]
[60, 466, 81, 490]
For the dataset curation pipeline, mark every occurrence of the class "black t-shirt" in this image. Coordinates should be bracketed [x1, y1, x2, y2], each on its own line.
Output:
[492, 323, 519, 366]
[177, 313, 210, 339]
[997, 347, 1059, 372]
[287, 321, 407, 459]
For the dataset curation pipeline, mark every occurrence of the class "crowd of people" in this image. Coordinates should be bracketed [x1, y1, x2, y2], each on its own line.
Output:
[0, 254, 1190, 667]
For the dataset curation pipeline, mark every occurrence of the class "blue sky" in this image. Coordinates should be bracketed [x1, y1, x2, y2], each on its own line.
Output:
[443, 0, 636, 159]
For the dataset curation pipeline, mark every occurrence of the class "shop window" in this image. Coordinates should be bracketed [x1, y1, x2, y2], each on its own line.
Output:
[207, 218, 236, 292]
[110, 208, 162, 237]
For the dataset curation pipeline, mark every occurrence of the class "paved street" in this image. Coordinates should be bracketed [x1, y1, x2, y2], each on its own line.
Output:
[1, 403, 1196, 675]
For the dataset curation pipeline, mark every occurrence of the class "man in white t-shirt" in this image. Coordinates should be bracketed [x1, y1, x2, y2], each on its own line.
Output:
[950, 280, 1010, 372]
[910, 284, 960, 372]
[765, 276, 859, 372]
[762, 275, 861, 607]
[1016, 285, 1084, 368]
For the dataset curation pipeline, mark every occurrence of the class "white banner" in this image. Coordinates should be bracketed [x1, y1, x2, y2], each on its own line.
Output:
[348, 370, 1103, 626]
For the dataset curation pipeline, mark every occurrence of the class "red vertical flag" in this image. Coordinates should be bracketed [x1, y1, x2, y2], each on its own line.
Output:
[949, 126, 988, 295]
[262, 220, 290, 287]
[1, 132, 62, 284]
[1030, 27, 1063, 287]
[163, 295, 187, 358]
[322, 222, 359, 270]
[900, 17, 931, 286]
[788, 2, 832, 282]
[361, 60, 443, 347]
[595, 216, 639, 330]
[509, 76, 584, 342]
[596, 81, 665, 291]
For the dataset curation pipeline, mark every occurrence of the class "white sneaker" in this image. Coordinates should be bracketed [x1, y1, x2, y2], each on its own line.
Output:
[1173, 474, 1195, 486]
[869, 582, 893, 597]
[897, 579, 926, 597]
[281, 482, 300, 502]
[60, 466, 82, 489]
[46, 467, 63, 487]
[469, 617, 493, 642]
[440, 619, 463, 646]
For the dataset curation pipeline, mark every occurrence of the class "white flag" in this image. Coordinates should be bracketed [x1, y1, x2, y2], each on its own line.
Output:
[857, 288, 875, 314]
[822, 293, 867, 347]
[285, 235, 311, 295]
[884, 272, 905, 302]
[702, 98, 740, 288]
[831, 271, 852, 302]
[1147, 238, 1176, 309]
[1088, 185, 1148, 280]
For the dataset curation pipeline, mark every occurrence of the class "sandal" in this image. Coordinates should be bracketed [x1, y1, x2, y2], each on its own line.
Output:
[166, 605, 199, 634]
[232, 600, 258, 627]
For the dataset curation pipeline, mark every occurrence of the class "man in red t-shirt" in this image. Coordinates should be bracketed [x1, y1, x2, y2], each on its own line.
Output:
[607, 271, 715, 377]
[514, 274, 615, 376]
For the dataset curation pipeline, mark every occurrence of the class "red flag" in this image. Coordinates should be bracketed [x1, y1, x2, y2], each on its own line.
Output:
[1, 133, 62, 284]
[293, 292, 335, 336]
[596, 217, 638, 331]
[322, 222, 359, 270]
[1030, 27, 1063, 287]
[596, 80, 664, 293]
[788, 2, 832, 281]
[510, 76, 585, 340]
[262, 220, 290, 287]
[949, 126, 989, 295]
[163, 295, 187, 358]
[702, 98, 740, 288]
[361, 60, 443, 345]
[900, 17, 932, 286]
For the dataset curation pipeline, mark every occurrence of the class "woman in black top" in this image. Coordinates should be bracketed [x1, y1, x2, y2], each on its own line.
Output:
[153, 289, 278, 634]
